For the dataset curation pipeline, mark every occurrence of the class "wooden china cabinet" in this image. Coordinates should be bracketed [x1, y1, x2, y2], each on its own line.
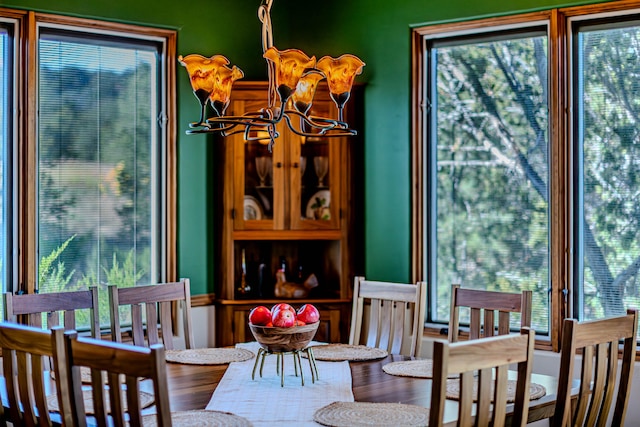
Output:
[214, 81, 363, 347]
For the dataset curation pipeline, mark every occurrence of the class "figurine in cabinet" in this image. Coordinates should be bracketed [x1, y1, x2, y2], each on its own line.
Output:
[274, 269, 319, 298]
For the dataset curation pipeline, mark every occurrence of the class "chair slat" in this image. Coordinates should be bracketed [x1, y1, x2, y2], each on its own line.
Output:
[574, 344, 594, 425]
[377, 300, 393, 351]
[457, 372, 474, 426]
[597, 341, 618, 427]
[16, 351, 37, 426]
[90, 370, 108, 427]
[498, 311, 510, 336]
[159, 301, 174, 349]
[131, 304, 146, 347]
[492, 367, 509, 427]
[585, 343, 608, 426]
[469, 308, 481, 340]
[47, 312, 60, 329]
[484, 309, 495, 337]
[475, 368, 492, 425]
[126, 376, 143, 427]
[366, 300, 381, 348]
[146, 302, 160, 346]
[31, 355, 51, 426]
[63, 310, 76, 331]
[390, 301, 406, 354]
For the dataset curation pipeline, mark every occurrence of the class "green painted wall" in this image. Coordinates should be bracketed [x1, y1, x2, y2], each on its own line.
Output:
[1, 0, 614, 293]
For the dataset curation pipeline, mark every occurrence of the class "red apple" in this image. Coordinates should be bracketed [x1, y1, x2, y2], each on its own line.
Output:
[249, 306, 272, 326]
[272, 307, 297, 327]
[296, 304, 320, 324]
[271, 303, 294, 316]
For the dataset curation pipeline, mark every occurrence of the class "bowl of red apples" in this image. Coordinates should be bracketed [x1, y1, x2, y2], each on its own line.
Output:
[248, 303, 320, 353]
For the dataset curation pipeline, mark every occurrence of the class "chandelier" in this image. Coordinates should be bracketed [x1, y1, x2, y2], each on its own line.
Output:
[178, 0, 365, 152]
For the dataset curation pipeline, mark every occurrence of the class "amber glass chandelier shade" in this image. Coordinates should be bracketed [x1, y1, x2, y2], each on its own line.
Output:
[178, 54, 230, 91]
[209, 64, 245, 117]
[263, 47, 316, 102]
[291, 71, 325, 115]
[316, 54, 365, 110]
[179, 54, 229, 123]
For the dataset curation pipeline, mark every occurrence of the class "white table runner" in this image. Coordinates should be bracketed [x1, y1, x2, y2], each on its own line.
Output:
[206, 342, 354, 426]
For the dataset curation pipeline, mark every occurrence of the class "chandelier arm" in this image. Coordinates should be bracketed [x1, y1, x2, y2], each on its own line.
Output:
[186, 123, 237, 135]
[283, 109, 353, 132]
[206, 116, 276, 126]
[282, 113, 357, 138]
[187, 119, 267, 135]
[291, 112, 351, 130]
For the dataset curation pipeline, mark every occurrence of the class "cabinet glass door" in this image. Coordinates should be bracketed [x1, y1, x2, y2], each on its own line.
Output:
[244, 138, 273, 221]
[234, 124, 285, 230]
[290, 100, 342, 230]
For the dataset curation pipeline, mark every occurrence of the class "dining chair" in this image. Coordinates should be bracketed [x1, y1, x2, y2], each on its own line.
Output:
[448, 284, 532, 342]
[349, 276, 427, 357]
[0, 323, 74, 427]
[430, 327, 536, 427]
[552, 309, 638, 427]
[108, 278, 194, 349]
[3, 286, 101, 338]
[64, 330, 172, 427]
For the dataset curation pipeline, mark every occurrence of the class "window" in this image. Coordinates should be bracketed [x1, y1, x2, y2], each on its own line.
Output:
[0, 17, 17, 315]
[0, 10, 176, 329]
[415, 17, 552, 339]
[571, 16, 640, 322]
[413, 4, 640, 349]
[37, 28, 163, 294]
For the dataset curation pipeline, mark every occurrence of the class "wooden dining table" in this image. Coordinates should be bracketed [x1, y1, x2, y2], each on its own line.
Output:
[0, 348, 568, 426]
[158, 352, 564, 425]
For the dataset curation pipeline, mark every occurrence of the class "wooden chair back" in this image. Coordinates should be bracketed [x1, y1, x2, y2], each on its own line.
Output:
[448, 284, 532, 342]
[430, 327, 536, 427]
[0, 323, 74, 427]
[552, 309, 638, 427]
[3, 286, 101, 338]
[64, 331, 172, 427]
[109, 278, 194, 349]
[349, 276, 427, 357]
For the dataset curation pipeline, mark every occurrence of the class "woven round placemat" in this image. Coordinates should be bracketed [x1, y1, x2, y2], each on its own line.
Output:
[51, 366, 100, 384]
[47, 389, 154, 413]
[304, 344, 388, 362]
[165, 348, 254, 365]
[314, 401, 430, 426]
[445, 379, 546, 402]
[382, 359, 459, 379]
[142, 410, 253, 426]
